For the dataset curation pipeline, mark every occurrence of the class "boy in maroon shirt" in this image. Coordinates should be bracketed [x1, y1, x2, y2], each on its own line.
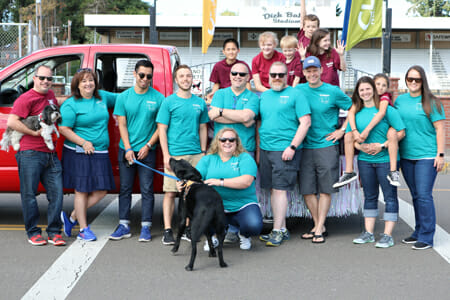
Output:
[280, 35, 302, 87]
[207, 38, 252, 103]
[297, 0, 320, 48]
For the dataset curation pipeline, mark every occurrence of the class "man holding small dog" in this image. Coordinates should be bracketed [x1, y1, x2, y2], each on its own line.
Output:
[258, 61, 311, 247]
[7, 65, 66, 246]
[109, 59, 164, 242]
[157, 65, 209, 245]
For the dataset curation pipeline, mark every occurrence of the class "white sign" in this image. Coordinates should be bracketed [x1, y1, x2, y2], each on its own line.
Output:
[116, 31, 142, 39]
[159, 32, 189, 40]
[425, 33, 450, 41]
[116, 58, 141, 88]
[392, 33, 411, 42]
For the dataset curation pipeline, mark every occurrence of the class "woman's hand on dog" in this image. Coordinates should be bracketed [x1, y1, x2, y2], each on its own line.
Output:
[32, 129, 43, 137]
[176, 180, 184, 192]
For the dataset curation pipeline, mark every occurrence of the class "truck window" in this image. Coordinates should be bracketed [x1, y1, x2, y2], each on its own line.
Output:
[0, 55, 82, 106]
[95, 54, 149, 93]
[170, 52, 180, 94]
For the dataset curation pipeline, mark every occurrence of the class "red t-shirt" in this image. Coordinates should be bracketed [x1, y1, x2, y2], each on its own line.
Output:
[307, 48, 342, 86]
[209, 59, 252, 89]
[380, 92, 393, 106]
[251, 50, 284, 88]
[297, 29, 311, 48]
[282, 56, 302, 86]
[10, 89, 58, 152]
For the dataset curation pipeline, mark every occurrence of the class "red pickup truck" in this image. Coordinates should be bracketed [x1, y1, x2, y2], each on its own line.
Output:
[0, 44, 181, 193]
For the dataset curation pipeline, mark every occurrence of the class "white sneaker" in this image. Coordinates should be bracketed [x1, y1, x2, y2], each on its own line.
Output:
[239, 234, 251, 250]
[203, 236, 219, 251]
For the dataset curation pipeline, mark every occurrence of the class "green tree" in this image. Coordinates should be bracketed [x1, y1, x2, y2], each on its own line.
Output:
[406, 0, 450, 17]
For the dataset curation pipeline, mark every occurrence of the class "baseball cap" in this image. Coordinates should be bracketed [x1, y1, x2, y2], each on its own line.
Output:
[303, 56, 321, 69]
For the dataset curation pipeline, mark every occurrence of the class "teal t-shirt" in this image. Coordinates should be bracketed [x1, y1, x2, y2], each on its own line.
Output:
[195, 152, 258, 212]
[113, 87, 164, 151]
[211, 87, 259, 152]
[259, 86, 311, 151]
[156, 94, 209, 156]
[348, 106, 405, 163]
[395, 93, 446, 159]
[295, 82, 352, 149]
[60, 90, 117, 151]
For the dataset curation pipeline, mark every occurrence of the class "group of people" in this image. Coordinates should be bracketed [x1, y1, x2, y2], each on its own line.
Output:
[8, 0, 445, 252]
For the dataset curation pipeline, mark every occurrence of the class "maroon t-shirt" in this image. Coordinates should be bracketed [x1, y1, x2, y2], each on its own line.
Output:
[282, 56, 302, 86]
[306, 48, 342, 86]
[10, 89, 58, 152]
[209, 59, 252, 89]
[297, 28, 311, 48]
[251, 50, 284, 88]
[380, 92, 394, 106]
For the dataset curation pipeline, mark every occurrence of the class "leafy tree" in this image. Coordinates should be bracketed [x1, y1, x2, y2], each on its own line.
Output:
[406, 0, 450, 17]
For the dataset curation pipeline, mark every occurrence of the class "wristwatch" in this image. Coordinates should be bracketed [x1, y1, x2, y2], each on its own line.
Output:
[219, 108, 223, 117]
[381, 144, 386, 150]
[290, 145, 296, 150]
[146, 142, 152, 149]
[439, 153, 444, 157]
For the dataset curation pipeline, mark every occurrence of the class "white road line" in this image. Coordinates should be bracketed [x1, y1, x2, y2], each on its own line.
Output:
[379, 192, 450, 264]
[22, 195, 140, 300]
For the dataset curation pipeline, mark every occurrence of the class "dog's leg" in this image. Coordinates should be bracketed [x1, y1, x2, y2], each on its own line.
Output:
[52, 124, 60, 138]
[11, 130, 23, 151]
[40, 122, 54, 150]
[0, 130, 12, 151]
[185, 240, 197, 271]
[215, 227, 228, 268]
[206, 234, 217, 258]
[171, 194, 187, 254]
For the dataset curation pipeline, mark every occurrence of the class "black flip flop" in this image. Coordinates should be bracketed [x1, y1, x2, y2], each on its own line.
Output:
[312, 234, 325, 244]
[301, 231, 315, 239]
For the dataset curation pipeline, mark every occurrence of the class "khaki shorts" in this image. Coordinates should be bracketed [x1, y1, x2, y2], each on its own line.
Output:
[163, 153, 204, 192]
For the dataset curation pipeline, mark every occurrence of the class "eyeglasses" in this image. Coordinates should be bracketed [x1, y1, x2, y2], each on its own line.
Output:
[76, 68, 92, 73]
[219, 137, 236, 143]
[36, 76, 53, 81]
[406, 77, 422, 83]
[269, 73, 286, 79]
[231, 71, 248, 77]
[138, 73, 153, 80]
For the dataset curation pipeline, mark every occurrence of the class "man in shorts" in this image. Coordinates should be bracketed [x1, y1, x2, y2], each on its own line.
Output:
[156, 65, 209, 245]
[258, 61, 311, 247]
[295, 56, 352, 243]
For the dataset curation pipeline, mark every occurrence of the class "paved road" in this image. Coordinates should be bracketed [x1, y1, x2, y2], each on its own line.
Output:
[1, 174, 449, 299]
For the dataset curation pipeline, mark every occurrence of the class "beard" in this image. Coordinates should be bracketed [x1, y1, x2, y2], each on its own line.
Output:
[270, 81, 286, 92]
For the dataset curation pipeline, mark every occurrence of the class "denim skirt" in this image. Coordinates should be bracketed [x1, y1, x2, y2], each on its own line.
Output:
[62, 146, 116, 193]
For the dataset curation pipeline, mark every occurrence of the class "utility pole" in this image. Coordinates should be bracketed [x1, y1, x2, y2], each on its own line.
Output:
[382, 0, 392, 75]
[149, 0, 158, 44]
[68, 20, 72, 45]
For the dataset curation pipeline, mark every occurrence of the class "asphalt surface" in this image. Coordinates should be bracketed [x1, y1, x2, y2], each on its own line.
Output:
[0, 173, 449, 299]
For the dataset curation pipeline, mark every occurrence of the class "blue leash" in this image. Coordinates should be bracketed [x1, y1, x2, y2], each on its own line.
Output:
[132, 159, 180, 181]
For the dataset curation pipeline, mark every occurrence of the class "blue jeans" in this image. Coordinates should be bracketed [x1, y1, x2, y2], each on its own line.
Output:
[15, 150, 63, 238]
[400, 158, 437, 246]
[118, 148, 155, 225]
[226, 204, 263, 238]
[358, 160, 398, 221]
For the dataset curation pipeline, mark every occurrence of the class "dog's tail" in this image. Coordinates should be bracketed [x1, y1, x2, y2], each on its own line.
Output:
[0, 131, 11, 152]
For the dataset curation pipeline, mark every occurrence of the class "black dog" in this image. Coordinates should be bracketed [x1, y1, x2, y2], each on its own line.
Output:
[169, 158, 227, 271]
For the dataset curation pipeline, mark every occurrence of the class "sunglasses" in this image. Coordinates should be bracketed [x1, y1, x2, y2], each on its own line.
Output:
[138, 73, 153, 80]
[219, 137, 236, 143]
[406, 77, 422, 83]
[36, 76, 53, 81]
[269, 73, 286, 79]
[77, 68, 92, 73]
[231, 71, 248, 77]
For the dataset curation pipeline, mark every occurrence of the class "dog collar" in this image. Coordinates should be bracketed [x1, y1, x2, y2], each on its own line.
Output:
[38, 113, 44, 122]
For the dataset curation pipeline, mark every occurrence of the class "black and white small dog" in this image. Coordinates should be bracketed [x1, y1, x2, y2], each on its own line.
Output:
[1, 104, 61, 152]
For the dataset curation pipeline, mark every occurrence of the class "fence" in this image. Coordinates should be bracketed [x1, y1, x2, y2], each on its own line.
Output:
[0, 22, 44, 68]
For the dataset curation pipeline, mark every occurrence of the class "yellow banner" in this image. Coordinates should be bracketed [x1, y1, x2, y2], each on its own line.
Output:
[202, 0, 217, 54]
[344, 0, 382, 51]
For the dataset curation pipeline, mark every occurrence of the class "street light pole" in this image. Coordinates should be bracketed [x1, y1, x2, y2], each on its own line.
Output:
[149, 0, 158, 44]
[382, 0, 392, 75]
